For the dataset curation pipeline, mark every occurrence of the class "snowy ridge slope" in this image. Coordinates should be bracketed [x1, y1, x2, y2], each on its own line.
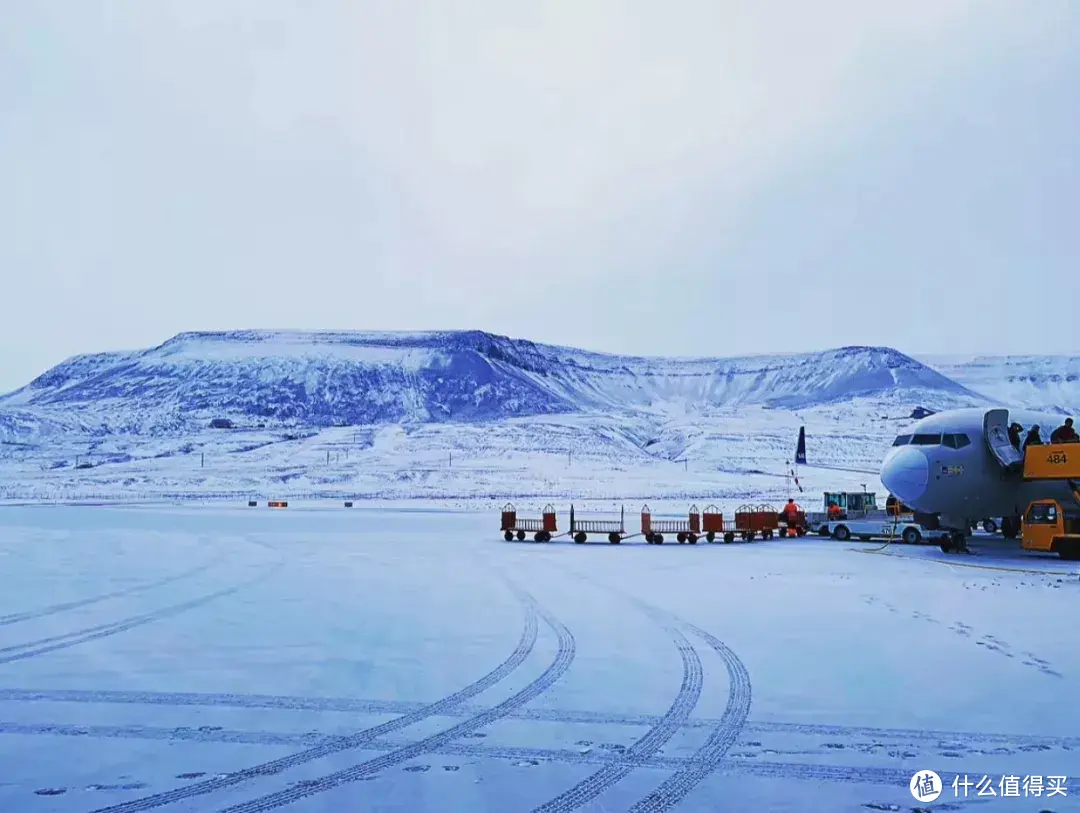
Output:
[918, 354, 1080, 414]
[0, 331, 1010, 502]
[0, 400, 908, 505]
[0, 331, 985, 435]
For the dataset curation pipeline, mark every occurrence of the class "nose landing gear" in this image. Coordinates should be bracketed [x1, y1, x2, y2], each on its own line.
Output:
[939, 531, 970, 554]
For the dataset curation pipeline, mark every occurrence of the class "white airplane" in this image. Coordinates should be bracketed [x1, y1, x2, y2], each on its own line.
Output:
[878, 406, 1078, 551]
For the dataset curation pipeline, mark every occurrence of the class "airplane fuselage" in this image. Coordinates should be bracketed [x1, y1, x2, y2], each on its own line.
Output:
[879, 407, 1075, 531]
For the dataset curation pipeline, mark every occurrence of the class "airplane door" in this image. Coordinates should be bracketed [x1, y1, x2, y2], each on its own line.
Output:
[983, 408, 1023, 470]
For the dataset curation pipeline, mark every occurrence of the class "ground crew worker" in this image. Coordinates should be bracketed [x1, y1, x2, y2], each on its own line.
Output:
[1024, 425, 1043, 449]
[827, 501, 842, 520]
[783, 498, 801, 536]
[1008, 422, 1023, 451]
[1050, 417, 1078, 444]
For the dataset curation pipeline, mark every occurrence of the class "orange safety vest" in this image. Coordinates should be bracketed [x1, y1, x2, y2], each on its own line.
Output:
[784, 502, 801, 518]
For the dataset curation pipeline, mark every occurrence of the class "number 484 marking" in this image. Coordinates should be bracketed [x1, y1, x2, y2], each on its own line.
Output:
[1047, 452, 1068, 465]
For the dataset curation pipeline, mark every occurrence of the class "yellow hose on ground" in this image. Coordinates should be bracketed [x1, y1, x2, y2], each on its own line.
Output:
[862, 510, 900, 552]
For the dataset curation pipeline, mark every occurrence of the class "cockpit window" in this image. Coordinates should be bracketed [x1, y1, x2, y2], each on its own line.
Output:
[941, 433, 972, 449]
[911, 433, 942, 445]
[892, 435, 911, 446]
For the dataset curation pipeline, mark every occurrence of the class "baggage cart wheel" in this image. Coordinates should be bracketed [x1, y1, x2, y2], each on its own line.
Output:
[688, 533, 698, 544]
[706, 531, 715, 543]
[654, 534, 664, 544]
[677, 532, 687, 543]
[503, 531, 513, 541]
[608, 533, 621, 544]
[574, 532, 587, 544]
[516, 530, 526, 541]
[796, 528, 806, 537]
[534, 532, 545, 542]
[724, 532, 734, 543]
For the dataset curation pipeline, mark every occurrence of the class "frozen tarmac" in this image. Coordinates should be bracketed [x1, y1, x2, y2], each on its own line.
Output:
[0, 504, 1078, 812]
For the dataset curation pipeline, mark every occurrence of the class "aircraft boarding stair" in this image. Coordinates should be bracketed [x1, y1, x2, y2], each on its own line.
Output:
[984, 408, 1080, 481]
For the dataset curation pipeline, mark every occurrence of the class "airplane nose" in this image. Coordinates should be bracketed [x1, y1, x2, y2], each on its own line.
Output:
[880, 446, 929, 505]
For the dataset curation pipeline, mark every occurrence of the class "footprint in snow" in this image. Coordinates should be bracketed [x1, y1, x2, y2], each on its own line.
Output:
[34, 788, 67, 796]
[442, 765, 460, 772]
[86, 782, 148, 791]
[463, 732, 487, 739]
[403, 765, 431, 773]
[176, 772, 206, 780]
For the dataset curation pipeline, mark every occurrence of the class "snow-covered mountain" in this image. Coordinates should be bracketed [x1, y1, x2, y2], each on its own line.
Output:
[917, 355, 1080, 415]
[0, 331, 1027, 504]
[1, 330, 984, 435]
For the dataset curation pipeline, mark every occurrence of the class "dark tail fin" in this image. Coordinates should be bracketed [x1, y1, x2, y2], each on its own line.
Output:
[795, 426, 807, 466]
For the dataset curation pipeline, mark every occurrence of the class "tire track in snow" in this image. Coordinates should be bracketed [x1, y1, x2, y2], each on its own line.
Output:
[528, 625, 702, 813]
[0, 558, 220, 628]
[3, 717, 1073, 761]
[543, 560, 753, 810]
[627, 620, 752, 812]
[212, 587, 576, 813]
[86, 579, 547, 813]
[0, 565, 280, 666]
[5, 688, 1074, 750]
[6, 722, 1079, 795]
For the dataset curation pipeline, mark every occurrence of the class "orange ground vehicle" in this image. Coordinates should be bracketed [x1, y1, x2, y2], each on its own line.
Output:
[1021, 494, 1080, 560]
[1018, 443, 1080, 559]
[734, 504, 779, 541]
[501, 503, 558, 543]
[641, 504, 701, 544]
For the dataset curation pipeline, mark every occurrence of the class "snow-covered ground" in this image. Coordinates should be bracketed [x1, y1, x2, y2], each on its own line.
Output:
[0, 402, 899, 506]
[1, 504, 1078, 812]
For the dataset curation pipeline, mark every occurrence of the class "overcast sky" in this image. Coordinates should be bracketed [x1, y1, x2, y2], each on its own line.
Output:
[2, 1, 1078, 391]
